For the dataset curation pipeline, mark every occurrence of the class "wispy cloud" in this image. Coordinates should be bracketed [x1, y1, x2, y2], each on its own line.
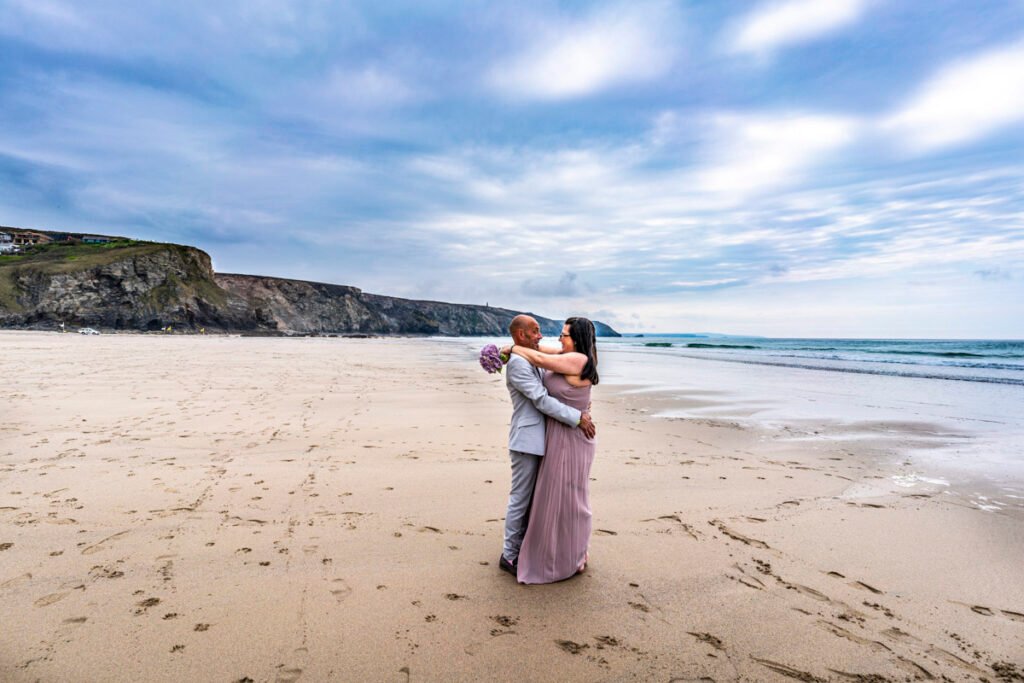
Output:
[728, 0, 869, 57]
[670, 278, 746, 290]
[488, 2, 680, 100]
[882, 38, 1024, 152]
[316, 64, 423, 109]
[3, 0, 87, 29]
[521, 272, 593, 298]
[691, 113, 859, 197]
[975, 268, 1012, 281]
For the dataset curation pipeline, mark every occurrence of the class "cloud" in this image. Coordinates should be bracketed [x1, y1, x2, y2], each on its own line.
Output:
[0, 1, 352, 60]
[974, 268, 1012, 281]
[488, 3, 680, 100]
[692, 113, 859, 197]
[881, 38, 1024, 152]
[521, 271, 592, 298]
[669, 278, 746, 290]
[379, 115, 1024, 312]
[3, 0, 86, 29]
[317, 64, 422, 109]
[728, 0, 869, 56]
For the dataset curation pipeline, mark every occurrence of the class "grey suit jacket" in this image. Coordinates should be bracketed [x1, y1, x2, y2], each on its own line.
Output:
[506, 354, 582, 456]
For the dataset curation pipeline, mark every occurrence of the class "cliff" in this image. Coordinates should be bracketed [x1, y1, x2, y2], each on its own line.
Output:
[0, 241, 247, 331]
[0, 238, 619, 336]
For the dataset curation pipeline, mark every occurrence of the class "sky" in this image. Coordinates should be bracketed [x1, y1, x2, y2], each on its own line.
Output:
[2, 0, 1023, 338]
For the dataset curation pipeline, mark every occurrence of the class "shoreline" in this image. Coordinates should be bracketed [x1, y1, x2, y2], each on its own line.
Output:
[1, 332, 1021, 680]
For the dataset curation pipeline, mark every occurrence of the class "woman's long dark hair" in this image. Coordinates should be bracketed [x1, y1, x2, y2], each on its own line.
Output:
[565, 317, 599, 385]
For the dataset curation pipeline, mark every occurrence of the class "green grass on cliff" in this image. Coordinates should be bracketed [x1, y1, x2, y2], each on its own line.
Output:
[0, 240, 226, 312]
[0, 241, 157, 311]
[0, 240, 158, 271]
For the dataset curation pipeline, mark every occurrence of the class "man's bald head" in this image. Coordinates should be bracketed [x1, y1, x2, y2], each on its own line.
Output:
[508, 315, 535, 336]
[508, 315, 542, 349]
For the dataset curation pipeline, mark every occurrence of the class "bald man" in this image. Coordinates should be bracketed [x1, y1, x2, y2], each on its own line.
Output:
[499, 315, 595, 575]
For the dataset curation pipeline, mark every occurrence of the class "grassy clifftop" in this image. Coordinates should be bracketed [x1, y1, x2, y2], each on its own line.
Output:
[0, 240, 169, 311]
[1, 239, 158, 271]
[0, 239, 234, 330]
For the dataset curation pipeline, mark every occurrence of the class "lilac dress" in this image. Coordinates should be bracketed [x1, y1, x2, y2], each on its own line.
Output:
[517, 372, 595, 584]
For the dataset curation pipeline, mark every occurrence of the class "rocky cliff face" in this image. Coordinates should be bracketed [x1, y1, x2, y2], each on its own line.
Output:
[0, 242, 619, 336]
[0, 243, 252, 331]
[215, 273, 537, 336]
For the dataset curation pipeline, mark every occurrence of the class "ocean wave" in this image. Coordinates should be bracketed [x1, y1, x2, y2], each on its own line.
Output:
[766, 352, 1024, 371]
[872, 350, 994, 358]
[632, 341, 1024, 361]
[668, 353, 1024, 385]
[757, 346, 1022, 359]
[685, 343, 759, 349]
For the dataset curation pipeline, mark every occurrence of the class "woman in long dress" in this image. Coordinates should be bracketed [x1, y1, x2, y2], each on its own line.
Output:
[504, 316, 599, 584]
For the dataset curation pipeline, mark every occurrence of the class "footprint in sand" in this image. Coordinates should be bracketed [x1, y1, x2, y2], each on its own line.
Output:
[709, 520, 770, 549]
[81, 530, 130, 555]
[1, 573, 32, 590]
[555, 640, 589, 655]
[817, 619, 890, 653]
[786, 583, 831, 602]
[35, 592, 69, 607]
[687, 632, 725, 650]
[275, 647, 308, 683]
[491, 615, 518, 629]
[752, 657, 823, 681]
[960, 603, 1024, 623]
[848, 580, 883, 594]
[134, 597, 161, 615]
[330, 579, 352, 602]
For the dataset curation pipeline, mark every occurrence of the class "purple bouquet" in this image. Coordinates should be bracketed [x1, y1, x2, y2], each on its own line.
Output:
[479, 344, 506, 374]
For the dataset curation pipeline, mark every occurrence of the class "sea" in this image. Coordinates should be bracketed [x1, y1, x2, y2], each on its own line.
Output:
[602, 335, 1024, 386]
[447, 334, 1024, 514]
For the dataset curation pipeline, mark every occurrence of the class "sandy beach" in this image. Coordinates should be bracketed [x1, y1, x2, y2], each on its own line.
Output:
[1, 331, 1022, 682]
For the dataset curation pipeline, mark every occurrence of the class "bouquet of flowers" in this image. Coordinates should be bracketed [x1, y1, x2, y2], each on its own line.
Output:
[479, 344, 508, 374]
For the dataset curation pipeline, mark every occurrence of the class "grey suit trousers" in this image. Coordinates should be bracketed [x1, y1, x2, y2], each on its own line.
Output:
[503, 449, 541, 563]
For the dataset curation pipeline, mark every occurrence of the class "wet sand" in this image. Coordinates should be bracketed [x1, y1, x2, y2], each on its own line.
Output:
[1, 332, 1022, 681]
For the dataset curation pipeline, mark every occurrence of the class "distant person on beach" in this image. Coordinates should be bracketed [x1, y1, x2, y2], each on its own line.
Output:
[501, 316, 600, 584]
[499, 315, 595, 579]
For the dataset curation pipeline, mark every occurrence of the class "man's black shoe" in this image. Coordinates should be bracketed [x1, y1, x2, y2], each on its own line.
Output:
[499, 555, 517, 576]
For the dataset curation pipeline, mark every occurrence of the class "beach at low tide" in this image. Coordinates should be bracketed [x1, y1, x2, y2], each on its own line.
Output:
[1, 331, 1022, 681]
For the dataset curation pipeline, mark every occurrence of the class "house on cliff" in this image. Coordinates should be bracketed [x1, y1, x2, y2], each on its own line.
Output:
[1, 229, 53, 247]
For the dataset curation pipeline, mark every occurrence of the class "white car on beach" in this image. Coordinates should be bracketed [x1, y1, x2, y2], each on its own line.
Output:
[78, 327, 100, 335]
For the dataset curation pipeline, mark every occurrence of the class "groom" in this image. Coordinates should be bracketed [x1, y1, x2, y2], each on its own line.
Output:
[499, 315, 595, 575]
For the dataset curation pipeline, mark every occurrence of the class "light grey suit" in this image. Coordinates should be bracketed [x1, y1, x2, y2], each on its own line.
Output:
[503, 354, 582, 564]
